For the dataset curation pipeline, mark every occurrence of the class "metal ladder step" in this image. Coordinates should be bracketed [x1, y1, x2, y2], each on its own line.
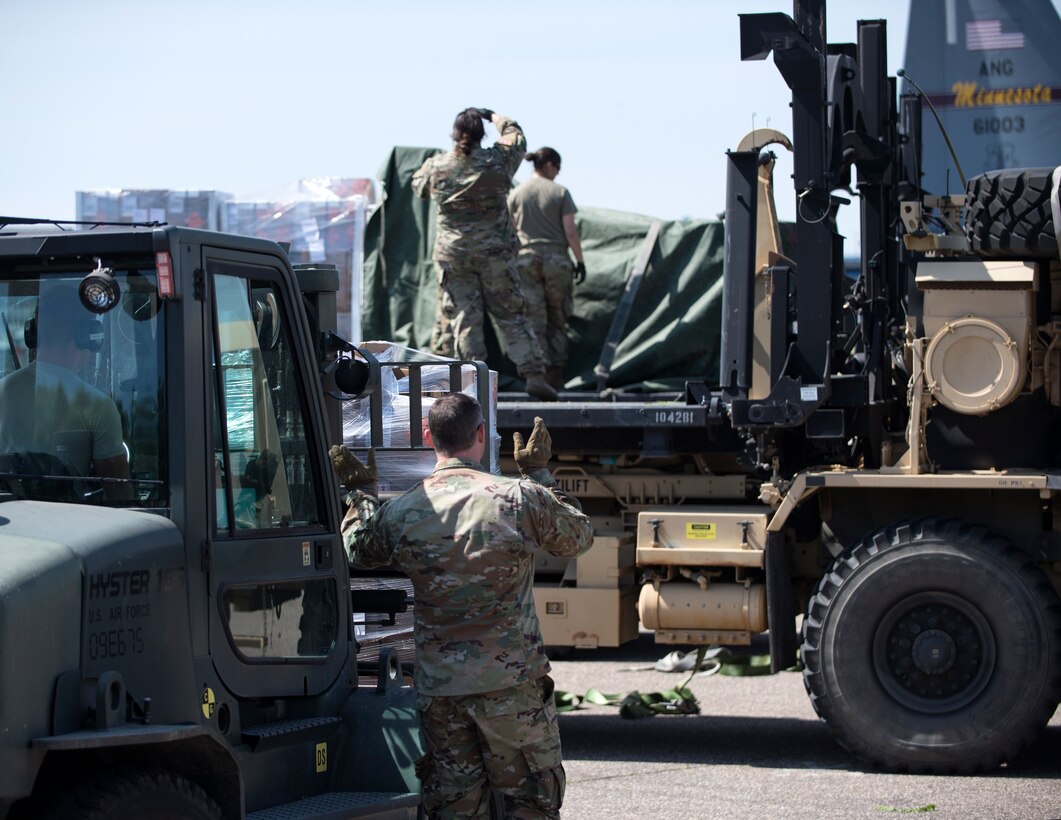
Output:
[241, 716, 340, 752]
[247, 791, 420, 820]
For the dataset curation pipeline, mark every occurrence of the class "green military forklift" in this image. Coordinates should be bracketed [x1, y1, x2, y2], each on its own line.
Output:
[0, 218, 451, 818]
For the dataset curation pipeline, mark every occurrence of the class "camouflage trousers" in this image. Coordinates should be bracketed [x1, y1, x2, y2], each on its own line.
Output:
[434, 254, 545, 377]
[415, 675, 565, 819]
[430, 284, 455, 357]
[515, 247, 573, 376]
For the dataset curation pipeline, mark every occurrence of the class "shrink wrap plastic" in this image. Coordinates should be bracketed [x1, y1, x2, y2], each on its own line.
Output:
[341, 342, 500, 495]
[343, 343, 500, 671]
[220, 177, 375, 339]
[350, 575, 416, 668]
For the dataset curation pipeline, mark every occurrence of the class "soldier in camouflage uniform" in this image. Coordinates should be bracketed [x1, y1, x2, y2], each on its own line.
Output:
[429, 291, 455, 358]
[334, 394, 593, 818]
[507, 147, 587, 391]
[413, 108, 557, 402]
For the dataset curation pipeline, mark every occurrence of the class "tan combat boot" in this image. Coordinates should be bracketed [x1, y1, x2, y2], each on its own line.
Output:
[524, 374, 558, 402]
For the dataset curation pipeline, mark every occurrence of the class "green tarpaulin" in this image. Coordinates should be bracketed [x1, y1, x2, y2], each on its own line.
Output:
[362, 146, 726, 392]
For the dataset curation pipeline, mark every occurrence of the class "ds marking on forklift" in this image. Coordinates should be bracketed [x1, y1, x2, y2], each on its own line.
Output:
[316, 742, 328, 773]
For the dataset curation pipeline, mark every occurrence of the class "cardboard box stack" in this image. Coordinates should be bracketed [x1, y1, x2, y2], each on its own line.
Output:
[76, 178, 375, 343]
[76, 189, 230, 230]
[221, 178, 375, 341]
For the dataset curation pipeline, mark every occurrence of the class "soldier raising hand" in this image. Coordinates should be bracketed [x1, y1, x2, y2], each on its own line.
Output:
[339, 395, 593, 818]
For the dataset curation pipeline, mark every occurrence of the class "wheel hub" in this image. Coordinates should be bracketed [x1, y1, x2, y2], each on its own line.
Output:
[910, 628, 956, 674]
[873, 593, 996, 714]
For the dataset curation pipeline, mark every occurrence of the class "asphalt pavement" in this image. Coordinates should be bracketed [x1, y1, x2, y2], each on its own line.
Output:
[548, 634, 1061, 820]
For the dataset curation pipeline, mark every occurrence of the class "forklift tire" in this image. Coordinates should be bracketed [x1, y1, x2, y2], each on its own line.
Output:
[965, 167, 1058, 257]
[37, 769, 222, 820]
[802, 518, 1061, 773]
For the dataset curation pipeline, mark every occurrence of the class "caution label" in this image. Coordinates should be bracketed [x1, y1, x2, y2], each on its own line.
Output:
[686, 522, 717, 540]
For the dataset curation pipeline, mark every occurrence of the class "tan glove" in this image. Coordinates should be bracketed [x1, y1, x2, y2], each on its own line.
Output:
[328, 445, 376, 488]
[513, 416, 552, 472]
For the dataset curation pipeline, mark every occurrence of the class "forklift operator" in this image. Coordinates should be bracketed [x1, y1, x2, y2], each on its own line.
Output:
[0, 282, 131, 497]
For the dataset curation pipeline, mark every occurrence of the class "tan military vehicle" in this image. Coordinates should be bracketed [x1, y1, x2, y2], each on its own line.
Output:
[495, 0, 1061, 774]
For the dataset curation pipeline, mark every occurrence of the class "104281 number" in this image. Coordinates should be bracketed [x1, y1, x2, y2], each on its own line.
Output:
[654, 410, 696, 425]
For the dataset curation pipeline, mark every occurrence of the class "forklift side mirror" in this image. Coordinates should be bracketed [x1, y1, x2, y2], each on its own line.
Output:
[334, 357, 369, 398]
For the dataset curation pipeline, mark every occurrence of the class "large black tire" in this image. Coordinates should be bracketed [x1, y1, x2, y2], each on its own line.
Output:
[35, 769, 222, 820]
[965, 167, 1057, 257]
[802, 518, 1061, 773]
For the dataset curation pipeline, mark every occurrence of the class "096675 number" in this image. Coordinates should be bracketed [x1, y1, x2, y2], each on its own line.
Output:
[88, 627, 144, 659]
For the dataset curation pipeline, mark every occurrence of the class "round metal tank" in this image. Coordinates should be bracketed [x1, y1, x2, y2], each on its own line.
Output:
[638, 581, 767, 633]
[924, 316, 1024, 415]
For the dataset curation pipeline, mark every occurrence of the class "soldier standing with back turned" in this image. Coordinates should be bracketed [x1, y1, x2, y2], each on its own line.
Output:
[413, 108, 557, 402]
[507, 147, 586, 391]
[332, 394, 593, 818]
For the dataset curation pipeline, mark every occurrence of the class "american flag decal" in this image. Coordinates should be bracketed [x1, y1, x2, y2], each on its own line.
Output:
[966, 19, 1026, 51]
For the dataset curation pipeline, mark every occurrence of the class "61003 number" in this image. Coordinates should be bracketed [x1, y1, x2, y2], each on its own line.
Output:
[973, 116, 1025, 134]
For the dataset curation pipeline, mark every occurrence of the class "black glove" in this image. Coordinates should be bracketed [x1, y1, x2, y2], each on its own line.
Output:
[475, 108, 495, 121]
[573, 261, 587, 285]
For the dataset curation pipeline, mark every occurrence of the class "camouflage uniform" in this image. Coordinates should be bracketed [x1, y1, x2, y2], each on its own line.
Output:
[508, 176, 580, 384]
[412, 115, 545, 377]
[430, 289, 455, 357]
[342, 458, 593, 819]
[514, 248, 574, 381]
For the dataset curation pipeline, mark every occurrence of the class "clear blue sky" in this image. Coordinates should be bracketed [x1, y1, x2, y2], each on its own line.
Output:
[2, 0, 918, 249]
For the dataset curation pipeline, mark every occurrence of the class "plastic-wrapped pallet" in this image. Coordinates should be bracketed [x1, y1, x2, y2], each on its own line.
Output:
[342, 343, 498, 674]
[349, 575, 416, 669]
[341, 342, 499, 495]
